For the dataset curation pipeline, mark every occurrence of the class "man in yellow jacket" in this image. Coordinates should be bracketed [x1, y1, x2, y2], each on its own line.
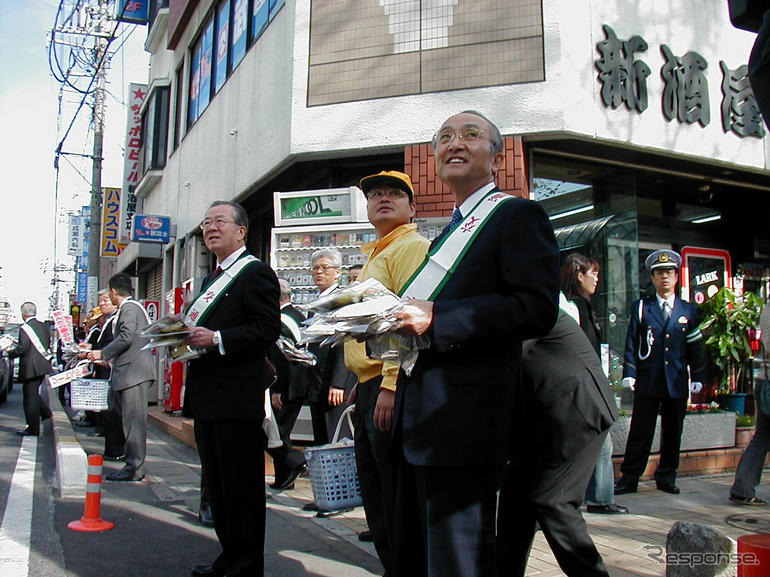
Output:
[344, 170, 429, 575]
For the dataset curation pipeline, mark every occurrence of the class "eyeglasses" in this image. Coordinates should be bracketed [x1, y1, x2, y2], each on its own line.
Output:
[311, 264, 339, 273]
[432, 125, 496, 148]
[366, 189, 409, 199]
[200, 217, 238, 230]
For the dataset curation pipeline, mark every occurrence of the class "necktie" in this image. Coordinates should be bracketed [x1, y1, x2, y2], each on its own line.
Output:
[662, 301, 670, 321]
[213, 266, 223, 279]
[449, 207, 463, 230]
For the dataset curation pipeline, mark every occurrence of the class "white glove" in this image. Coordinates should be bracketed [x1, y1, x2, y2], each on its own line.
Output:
[690, 382, 703, 394]
[622, 377, 636, 390]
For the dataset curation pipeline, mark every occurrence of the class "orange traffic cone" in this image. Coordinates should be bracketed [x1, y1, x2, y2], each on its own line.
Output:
[68, 454, 115, 532]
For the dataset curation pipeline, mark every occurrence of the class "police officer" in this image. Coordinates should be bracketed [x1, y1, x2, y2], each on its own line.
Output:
[615, 249, 705, 495]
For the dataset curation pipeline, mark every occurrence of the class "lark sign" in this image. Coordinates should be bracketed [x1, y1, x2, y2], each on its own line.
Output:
[680, 246, 732, 304]
[132, 214, 171, 244]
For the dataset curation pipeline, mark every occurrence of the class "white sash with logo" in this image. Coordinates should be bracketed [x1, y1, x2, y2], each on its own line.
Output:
[185, 255, 257, 326]
[399, 190, 514, 300]
[118, 298, 151, 326]
[21, 322, 53, 361]
[280, 312, 303, 344]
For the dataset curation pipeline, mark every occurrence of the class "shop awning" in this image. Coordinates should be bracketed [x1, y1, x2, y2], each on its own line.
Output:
[554, 215, 615, 251]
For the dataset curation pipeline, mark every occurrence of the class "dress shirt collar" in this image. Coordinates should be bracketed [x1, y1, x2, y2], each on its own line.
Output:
[457, 182, 497, 217]
[216, 246, 247, 270]
[656, 293, 676, 310]
[319, 283, 339, 297]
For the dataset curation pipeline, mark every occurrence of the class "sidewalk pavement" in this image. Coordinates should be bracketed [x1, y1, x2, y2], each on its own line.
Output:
[54, 401, 770, 577]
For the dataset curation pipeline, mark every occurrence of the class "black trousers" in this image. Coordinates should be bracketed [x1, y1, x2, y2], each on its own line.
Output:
[268, 395, 306, 480]
[391, 453, 501, 577]
[353, 376, 393, 574]
[497, 431, 610, 577]
[22, 377, 51, 435]
[194, 419, 266, 577]
[619, 394, 687, 486]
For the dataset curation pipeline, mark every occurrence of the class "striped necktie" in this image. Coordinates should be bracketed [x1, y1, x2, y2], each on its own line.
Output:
[662, 301, 670, 321]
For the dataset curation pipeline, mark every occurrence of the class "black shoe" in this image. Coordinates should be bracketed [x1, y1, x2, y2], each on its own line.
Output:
[614, 481, 637, 495]
[656, 482, 680, 494]
[587, 503, 629, 514]
[302, 502, 320, 512]
[198, 505, 214, 527]
[16, 428, 38, 437]
[316, 506, 353, 518]
[730, 494, 767, 506]
[104, 454, 126, 462]
[105, 468, 144, 482]
[358, 530, 374, 542]
[191, 565, 226, 577]
[276, 463, 306, 491]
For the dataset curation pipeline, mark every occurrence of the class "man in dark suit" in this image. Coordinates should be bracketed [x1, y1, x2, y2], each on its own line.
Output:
[267, 278, 309, 490]
[184, 200, 280, 577]
[88, 274, 156, 482]
[9, 302, 52, 436]
[615, 249, 705, 495]
[393, 110, 560, 577]
[498, 309, 617, 577]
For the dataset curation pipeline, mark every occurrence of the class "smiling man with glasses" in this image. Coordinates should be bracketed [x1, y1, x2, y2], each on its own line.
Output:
[391, 111, 560, 577]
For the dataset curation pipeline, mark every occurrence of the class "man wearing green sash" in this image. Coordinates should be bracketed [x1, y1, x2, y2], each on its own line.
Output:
[184, 201, 280, 577]
[392, 111, 560, 577]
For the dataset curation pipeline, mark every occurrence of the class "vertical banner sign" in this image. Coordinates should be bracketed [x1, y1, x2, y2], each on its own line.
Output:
[52, 310, 75, 345]
[119, 83, 147, 245]
[77, 272, 88, 304]
[101, 187, 125, 257]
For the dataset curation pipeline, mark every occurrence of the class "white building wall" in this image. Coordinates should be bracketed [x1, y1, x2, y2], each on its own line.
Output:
[140, 0, 768, 240]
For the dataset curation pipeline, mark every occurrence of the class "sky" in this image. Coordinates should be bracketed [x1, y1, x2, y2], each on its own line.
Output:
[0, 0, 149, 322]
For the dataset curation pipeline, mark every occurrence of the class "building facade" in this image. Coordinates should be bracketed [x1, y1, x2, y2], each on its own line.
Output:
[120, 0, 769, 396]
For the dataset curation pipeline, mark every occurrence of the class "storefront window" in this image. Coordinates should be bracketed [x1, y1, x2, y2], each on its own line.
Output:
[533, 153, 638, 401]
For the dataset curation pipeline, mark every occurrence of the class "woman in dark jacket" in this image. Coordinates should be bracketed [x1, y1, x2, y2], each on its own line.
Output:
[561, 253, 628, 515]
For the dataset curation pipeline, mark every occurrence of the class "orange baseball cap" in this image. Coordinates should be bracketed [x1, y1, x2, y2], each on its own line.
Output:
[359, 170, 415, 200]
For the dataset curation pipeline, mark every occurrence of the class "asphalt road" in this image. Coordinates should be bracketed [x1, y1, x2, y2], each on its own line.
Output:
[0, 384, 383, 577]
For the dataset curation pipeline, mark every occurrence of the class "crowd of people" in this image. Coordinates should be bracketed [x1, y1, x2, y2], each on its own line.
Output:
[3, 109, 769, 577]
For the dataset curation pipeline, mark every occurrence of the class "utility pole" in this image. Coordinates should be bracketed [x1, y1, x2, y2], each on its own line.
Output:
[86, 0, 111, 311]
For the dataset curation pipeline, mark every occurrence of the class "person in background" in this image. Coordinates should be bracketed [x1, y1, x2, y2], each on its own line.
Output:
[498, 305, 616, 577]
[308, 248, 356, 444]
[348, 264, 363, 284]
[729, 303, 770, 505]
[615, 249, 705, 495]
[561, 253, 627, 515]
[94, 289, 125, 461]
[87, 273, 156, 482]
[393, 110, 560, 577]
[267, 278, 309, 490]
[8, 301, 53, 436]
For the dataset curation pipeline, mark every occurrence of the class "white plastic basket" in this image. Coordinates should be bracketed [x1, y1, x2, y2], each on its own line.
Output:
[70, 378, 111, 411]
[304, 406, 362, 511]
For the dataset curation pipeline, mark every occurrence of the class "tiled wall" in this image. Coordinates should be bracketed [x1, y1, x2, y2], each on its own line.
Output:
[404, 136, 530, 218]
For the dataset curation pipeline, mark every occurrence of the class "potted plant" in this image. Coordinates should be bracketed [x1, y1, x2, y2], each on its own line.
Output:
[735, 414, 756, 448]
[698, 287, 762, 413]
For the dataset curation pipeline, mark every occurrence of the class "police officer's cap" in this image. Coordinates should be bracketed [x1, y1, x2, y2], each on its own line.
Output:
[645, 249, 681, 271]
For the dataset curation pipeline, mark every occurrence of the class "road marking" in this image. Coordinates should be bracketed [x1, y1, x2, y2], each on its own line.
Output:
[0, 436, 37, 577]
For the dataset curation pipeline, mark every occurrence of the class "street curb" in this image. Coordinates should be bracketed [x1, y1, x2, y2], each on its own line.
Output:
[45, 382, 88, 500]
